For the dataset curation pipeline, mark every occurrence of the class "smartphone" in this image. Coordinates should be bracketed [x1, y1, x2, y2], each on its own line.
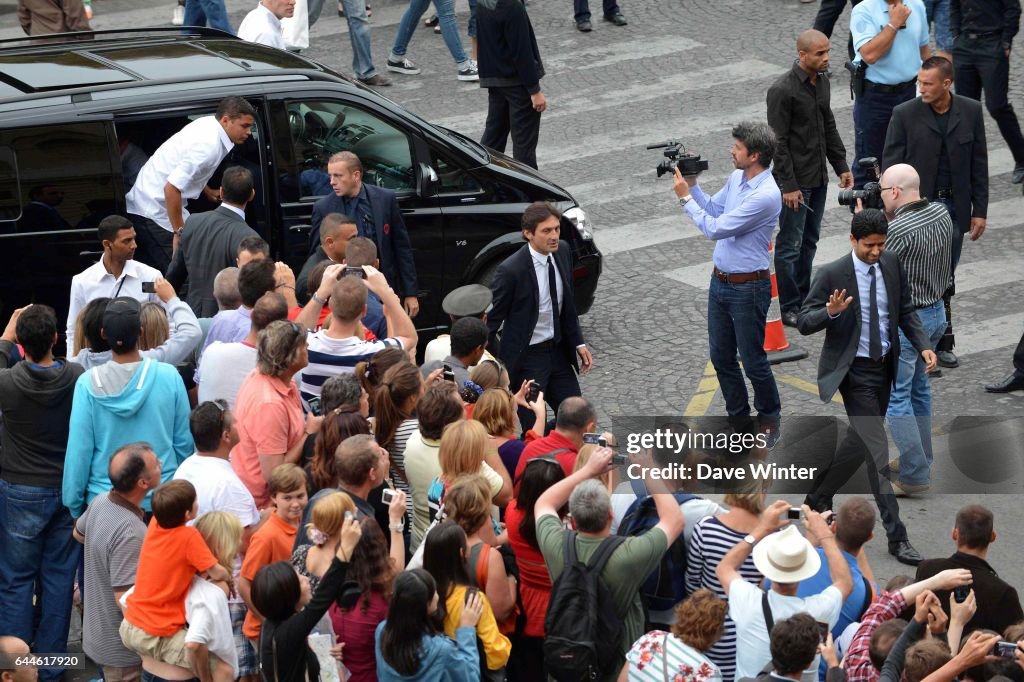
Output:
[442, 364, 456, 383]
[526, 381, 540, 403]
[381, 488, 397, 506]
[141, 281, 156, 293]
[307, 396, 322, 417]
[817, 622, 830, 644]
[787, 507, 802, 520]
[344, 266, 366, 279]
[996, 641, 1020, 658]
[611, 453, 629, 466]
[953, 585, 970, 603]
[464, 587, 478, 605]
[344, 510, 354, 521]
[583, 432, 607, 448]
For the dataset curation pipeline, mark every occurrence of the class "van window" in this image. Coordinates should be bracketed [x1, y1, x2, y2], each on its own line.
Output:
[279, 99, 415, 202]
[0, 122, 119, 235]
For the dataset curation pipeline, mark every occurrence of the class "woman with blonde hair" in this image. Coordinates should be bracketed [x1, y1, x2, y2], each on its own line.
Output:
[189, 511, 245, 682]
[139, 301, 170, 350]
[572, 444, 612, 491]
[427, 420, 512, 521]
[443, 475, 516, 623]
[471, 383, 546, 477]
[621, 588, 728, 682]
[683, 492, 768, 682]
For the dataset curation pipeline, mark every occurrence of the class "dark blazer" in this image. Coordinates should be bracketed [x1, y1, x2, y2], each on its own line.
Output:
[166, 205, 259, 318]
[308, 185, 418, 298]
[882, 95, 988, 234]
[797, 250, 931, 403]
[915, 551, 1024, 636]
[487, 241, 584, 375]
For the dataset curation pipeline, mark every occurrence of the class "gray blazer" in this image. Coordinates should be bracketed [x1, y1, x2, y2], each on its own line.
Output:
[166, 205, 259, 318]
[797, 250, 931, 403]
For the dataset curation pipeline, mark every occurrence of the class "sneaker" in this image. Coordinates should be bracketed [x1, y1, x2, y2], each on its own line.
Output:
[366, 3, 372, 17]
[358, 74, 392, 86]
[172, 4, 184, 25]
[337, 0, 344, 16]
[602, 12, 627, 25]
[434, 23, 442, 33]
[576, 19, 593, 31]
[424, 14, 439, 26]
[457, 62, 479, 81]
[386, 57, 421, 75]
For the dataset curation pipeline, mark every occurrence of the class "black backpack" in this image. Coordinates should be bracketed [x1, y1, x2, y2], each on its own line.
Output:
[617, 478, 700, 613]
[543, 531, 626, 682]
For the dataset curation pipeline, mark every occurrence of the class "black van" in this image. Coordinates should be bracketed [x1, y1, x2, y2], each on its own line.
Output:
[0, 28, 601, 344]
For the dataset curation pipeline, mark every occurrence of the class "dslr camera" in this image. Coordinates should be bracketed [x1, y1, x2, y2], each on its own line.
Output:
[837, 157, 884, 210]
[648, 140, 709, 177]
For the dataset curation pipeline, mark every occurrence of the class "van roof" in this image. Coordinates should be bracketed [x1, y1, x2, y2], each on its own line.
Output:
[0, 28, 334, 99]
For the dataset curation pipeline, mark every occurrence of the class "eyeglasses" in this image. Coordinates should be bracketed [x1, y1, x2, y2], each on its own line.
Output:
[211, 399, 228, 433]
[879, 186, 900, 194]
[289, 321, 306, 348]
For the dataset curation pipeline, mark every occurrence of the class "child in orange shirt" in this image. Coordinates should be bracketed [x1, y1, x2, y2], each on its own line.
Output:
[239, 464, 309, 646]
[120, 480, 232, 674]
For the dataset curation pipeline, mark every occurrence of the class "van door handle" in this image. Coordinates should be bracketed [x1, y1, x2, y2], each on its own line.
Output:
[290, 224, 313, 233]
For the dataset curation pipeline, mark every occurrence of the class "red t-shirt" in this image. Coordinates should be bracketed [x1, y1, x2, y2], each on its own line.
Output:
[513, 431, 578, 482]
[504, 500, 553, 638]
[329, 591, 389, 682]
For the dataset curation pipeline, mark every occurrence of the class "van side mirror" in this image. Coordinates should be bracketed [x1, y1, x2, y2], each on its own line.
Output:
[419, 163, 439, 198]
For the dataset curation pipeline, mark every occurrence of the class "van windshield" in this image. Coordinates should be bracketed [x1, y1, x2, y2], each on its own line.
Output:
[437, 126, 489, 164]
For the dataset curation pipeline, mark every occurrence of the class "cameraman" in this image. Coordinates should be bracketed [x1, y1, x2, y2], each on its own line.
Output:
[877, 163, 953, 496]
[673, 122, 783, 438]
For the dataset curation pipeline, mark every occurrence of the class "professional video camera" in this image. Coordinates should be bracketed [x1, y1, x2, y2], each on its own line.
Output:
[648, 140, 709, 177]
[837, 157, 884, 210]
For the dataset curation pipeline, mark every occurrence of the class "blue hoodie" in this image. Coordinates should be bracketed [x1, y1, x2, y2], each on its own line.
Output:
[63, 357, 193, 517]
[375, 622, 479, 682]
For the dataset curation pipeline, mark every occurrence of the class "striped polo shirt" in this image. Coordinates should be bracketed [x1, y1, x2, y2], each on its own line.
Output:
[298, 331, 404, 403]
[886, 200, 954, 308]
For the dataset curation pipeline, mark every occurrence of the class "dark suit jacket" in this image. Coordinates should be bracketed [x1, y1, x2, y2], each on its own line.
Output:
[797, 250, 931, 403]
[166, 205, 259, 318]
[308, 185, 418, 298]
[915, 551, 1024, 636]
[487, 241, 584, 375]
[882, 95, 988, 234]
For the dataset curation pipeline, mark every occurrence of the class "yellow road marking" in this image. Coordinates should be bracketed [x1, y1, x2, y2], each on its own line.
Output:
[684, 361, 719, 416]
[775, 373, 844, 405]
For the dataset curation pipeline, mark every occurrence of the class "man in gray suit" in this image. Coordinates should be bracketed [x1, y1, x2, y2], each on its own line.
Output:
[166, 166, 261, 317]
[797, 209, 937, 566]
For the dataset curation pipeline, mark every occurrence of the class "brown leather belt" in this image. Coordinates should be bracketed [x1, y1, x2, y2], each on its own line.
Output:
[713, 267, 770, 284]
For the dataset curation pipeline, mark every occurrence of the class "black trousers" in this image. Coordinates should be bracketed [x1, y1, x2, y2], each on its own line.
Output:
[806, 357, 909, 543]
[481, 85, 542, 170]
[510, 341, 581, 432]
[813, 0, 863, 60]
[954, 33, 1024, 165]
[128, 213, 173, 274]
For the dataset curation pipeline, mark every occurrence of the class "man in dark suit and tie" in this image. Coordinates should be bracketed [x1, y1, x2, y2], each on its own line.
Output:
[797, 208, 937, 566]
[307, 151, 419, 317]
[883, 56, 988, 370]
[487, 201, 593, 429]
[166, 166, 260, 318]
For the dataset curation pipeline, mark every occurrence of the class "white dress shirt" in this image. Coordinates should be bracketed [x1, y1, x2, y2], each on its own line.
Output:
[238, 3, 285, 49]
[66, 258, 162, 351]
[125, 116, 235, 231]
[851, 252, 891, 358]
[528, 245, 564, 346]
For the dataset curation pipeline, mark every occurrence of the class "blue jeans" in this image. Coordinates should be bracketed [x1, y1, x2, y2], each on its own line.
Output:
[886, 300, 946, 485]
[708, 276, 781, 417]
[308, 0, 377, 79]
[923, 0, 953, 52]
[853, 86, 915, 187]
[183, 0, 234, 33]
[0, 481, 82, 682]
[774, 184, 827, 314]
[574, 0, 620, 22]
[391, 0, 468, 66]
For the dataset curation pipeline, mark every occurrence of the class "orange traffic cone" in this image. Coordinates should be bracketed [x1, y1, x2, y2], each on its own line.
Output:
[764, 241, 807, 364]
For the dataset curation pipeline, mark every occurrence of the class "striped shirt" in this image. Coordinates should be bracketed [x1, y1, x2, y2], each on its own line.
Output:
[299, 331, 404, 402]
[625, 630, 722, 682]
[885, 200, 954, 308]
[684, 516, 764, 682]
[387, 417, 419, 520]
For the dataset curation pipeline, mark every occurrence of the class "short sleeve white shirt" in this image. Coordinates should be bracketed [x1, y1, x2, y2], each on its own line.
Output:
[196, 341, 258, 409]
[185, 576, 238, 678]
[238, 3, 284, 49]
[173, 453, 260, 528]
[66, 259, 162, 351]
[126, 116, 235, 230]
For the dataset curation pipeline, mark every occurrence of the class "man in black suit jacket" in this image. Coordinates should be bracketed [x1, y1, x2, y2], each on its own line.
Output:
[797, 209, 937, 566]
[883, 56, 988, 370]
[915, 504, 1023, 636]
[307, 151, 419, 317]
[166, 166, 260, 318]
[487, 202, 593, 429]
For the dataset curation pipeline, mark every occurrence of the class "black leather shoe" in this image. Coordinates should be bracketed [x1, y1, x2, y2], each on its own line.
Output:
[575, 19, 592, 31]
[936, 350, 959, 368]
[889, 540, 923, 566]
[782, 310, 799, 327]
[603, 12, 628, 25]
[985, 372, 1024, 393]
[1012, 163, 1024, 184]
[804, 495, 833, 513]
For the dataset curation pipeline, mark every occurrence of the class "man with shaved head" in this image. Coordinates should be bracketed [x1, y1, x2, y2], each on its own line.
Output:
[767, 29, 853, 327]
[878, 163, 954, 495]
[296, 213, 358, 303]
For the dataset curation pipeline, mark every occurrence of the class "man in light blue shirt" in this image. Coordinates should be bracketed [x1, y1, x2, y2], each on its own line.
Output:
[673, 122, 783, 429]
[849, 0, 930, 186]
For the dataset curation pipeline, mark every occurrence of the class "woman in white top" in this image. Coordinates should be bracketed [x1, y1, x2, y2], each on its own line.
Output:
[188, 511, 244, 682]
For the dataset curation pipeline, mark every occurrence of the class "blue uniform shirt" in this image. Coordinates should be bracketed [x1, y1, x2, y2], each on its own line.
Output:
[851, 0, 930, 84]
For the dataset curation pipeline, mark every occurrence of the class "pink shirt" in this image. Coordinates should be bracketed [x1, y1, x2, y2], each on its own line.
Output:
[230, 369, 304, 507]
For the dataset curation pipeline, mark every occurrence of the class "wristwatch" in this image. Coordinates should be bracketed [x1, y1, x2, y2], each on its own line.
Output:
[389, 520, 405, 532]
[743, 534, 757, 546]
[678, 195, 691, 207]
[311, 292, 328, 306]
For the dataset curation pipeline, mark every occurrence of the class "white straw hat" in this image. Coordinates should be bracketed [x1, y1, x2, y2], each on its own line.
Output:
[751, 525, 821, 584]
